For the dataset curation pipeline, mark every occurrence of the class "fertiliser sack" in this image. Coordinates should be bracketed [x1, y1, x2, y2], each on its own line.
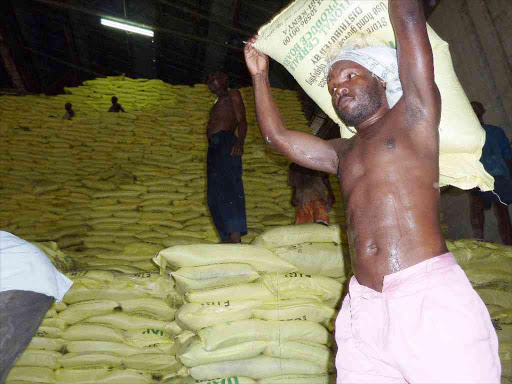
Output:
[172, 264, 260, 292]
[58, 352, 123, 369]
[123, 353, 182, 373]
[190, 355, 324, 381]
[55, 368, 154, 384]
[251, 224, 340, 249]
[192, 378, 256, 384]
[119, 298, 177, 320]
[178, 337, 267, 367]
[14, 350, 62, 369]
[154, 244, 296, 274]
[253, 0, 492, 190]
[258, 374, 335, 384]
[56, 300, 118, 324]
[273, 242, 344, 277]
[64, 340, 177, 356]
[262, 273, 343, 308]
[27, 337, 66, 352]
[198, 319, 330, 351]
[5, 367, 56, 383]
[252, 298, 336, 328]
[175, 301, 262, 332]
[263, 341, 334, 372]
[185, 282, 274, 304]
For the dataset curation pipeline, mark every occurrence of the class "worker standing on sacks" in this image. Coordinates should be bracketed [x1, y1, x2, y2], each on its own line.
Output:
[244, 0, 501, 382]
[206, 72, 248, 244]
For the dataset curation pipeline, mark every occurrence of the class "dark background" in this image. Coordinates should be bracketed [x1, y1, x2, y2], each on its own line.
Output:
[0, 0, 440, 96]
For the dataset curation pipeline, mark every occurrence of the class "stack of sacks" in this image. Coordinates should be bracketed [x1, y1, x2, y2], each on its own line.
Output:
[6, 269, 186, 384]
[153, 227, 343, 384]
[0, 77, 333, 265]
[31, 241, 76, 272]
[447, 239, 512, 382]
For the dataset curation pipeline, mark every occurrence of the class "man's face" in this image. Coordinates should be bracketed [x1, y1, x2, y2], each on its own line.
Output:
[207, 72, 228, 94]
[327, 60, 385, 127]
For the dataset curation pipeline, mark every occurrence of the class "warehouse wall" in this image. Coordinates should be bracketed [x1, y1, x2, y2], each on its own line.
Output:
[429, 0, 512, 244]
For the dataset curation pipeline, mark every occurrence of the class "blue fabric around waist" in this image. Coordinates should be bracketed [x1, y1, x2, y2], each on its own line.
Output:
[207, 130, 247, 241]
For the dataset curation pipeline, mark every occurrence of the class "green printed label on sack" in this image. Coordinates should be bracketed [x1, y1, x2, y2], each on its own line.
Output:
[205, 377, 240, 384]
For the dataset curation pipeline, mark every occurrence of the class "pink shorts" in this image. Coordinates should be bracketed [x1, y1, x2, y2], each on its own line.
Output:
[335, 252, 501, 383]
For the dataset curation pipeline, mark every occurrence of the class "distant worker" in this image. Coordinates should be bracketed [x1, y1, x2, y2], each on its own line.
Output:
[0, 231, 73, 382]
[62, 102, 75, 120]
[470, 101, 512, 245]
[289, 162, 335, 226]
[108, 96, 125, 113]
[206, 71, 248, 243]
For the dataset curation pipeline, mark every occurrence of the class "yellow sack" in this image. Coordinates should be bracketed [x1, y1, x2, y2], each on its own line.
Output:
[190, 355, 324, 381]
[178, 337, 267, 368]
[27, 337, 65, 352]
[185, 282, 274, 304]
[258, 374, 335, 384]
[194, 377, 256, 384]
[155, 244, 296, 274]
[6, 367, 56, 383]
[175, 301, 262, 332]
[119, 298, 177, 320]
[273, 242, 345, 277]
[55, 368, 154, 384]
[251, 225, 340, 249]
[58, 352, 123, 369]
[57, 300, 118, 324]
[62, 324, 125, 343]
[123, 354, 182, 373]
[64, 340, 177, 357]
[254, 0, 492, 190]
[198, 319, 331, 351]
[172, 264, 260, 293]
[252, 299, 336, 329]
[263, 341, 334, 372]
[263, 273, 343, 308]
[14, 350, 62, 369]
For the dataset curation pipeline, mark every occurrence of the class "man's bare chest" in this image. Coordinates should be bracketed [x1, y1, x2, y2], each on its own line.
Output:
[338, 131, 415, 184]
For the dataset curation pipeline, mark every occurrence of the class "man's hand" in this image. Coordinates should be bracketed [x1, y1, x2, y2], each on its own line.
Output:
[231, 140, 244, 157]
[244, 36, 269, 79]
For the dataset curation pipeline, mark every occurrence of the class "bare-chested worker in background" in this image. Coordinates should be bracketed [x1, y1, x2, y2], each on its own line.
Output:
[206, 71, 248, 243]
[245, 0, 500, 382]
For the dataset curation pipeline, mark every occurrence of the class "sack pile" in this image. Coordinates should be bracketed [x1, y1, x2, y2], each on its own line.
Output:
[6, 269, 186, 384]
[447, 239, 512, 381]
[152, 224, 343, 384]
[0, 76, 345, 270]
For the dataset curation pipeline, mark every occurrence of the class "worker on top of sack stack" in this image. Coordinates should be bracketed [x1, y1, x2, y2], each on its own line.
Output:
[0, 231, 73, 383]
[205, 71, 248, 244]
[288, 162, 335, 226]
[108, 96, 125, 112]
[244, 0, 501, 382]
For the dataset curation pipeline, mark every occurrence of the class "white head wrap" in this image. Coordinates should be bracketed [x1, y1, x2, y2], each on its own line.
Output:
[327, 45, 403, 108]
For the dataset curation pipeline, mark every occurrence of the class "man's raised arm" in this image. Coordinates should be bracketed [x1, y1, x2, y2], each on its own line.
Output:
[390, 0, 440, 119]
[244, 36, 339, 175]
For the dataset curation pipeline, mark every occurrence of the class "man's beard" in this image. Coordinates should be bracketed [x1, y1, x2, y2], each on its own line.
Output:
[335, 78, 383, 127]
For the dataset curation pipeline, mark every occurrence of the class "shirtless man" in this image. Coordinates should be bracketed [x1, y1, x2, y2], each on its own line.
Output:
[206, 72, 248, 243]
[108, 96, 125, 113]
[245, 0, 500, 382]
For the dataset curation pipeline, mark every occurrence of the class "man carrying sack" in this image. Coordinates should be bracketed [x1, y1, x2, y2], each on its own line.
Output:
[244, 0, 500, 382]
